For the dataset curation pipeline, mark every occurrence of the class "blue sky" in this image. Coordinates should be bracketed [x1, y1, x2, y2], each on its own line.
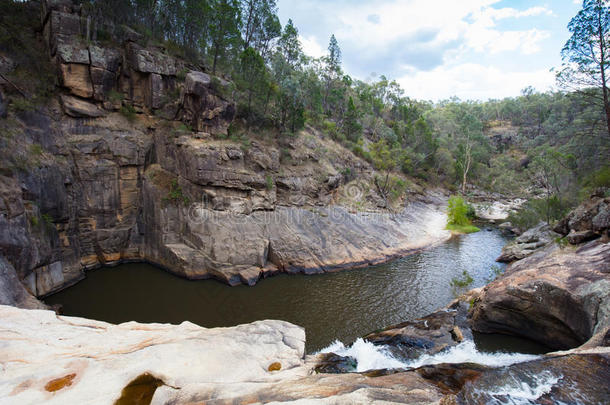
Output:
[276, 0, 583, 101]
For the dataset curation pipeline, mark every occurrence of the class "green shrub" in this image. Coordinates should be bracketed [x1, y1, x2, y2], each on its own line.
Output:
[163, 180, 189, 205]
[451, 270, 474, 288]
[29, 144, 43, 155]
[176, 69, 188, 81]
[447, 196, 480, 233]
[107, 90, 124, 103]
[580, 166, 610, 197]
[341, 167, 355, 183]
[11, 97, 35, 112]
[120, 104, 137, 121]
[507, 197, 570, 230]
[388, 177, 407, 201]
[466, 204, 477, 220]
[265, 174, 274, 190]
[351, 144, 371, 162]
[41, 213, 53, 225]
[322, 120, 340, 140]
[447, 196, 470, 226]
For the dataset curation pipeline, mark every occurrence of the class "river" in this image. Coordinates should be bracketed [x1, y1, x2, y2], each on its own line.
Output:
[46, 227, 543, 353]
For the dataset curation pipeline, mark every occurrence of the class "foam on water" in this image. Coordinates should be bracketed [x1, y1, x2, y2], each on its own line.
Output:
[318, 339, 540, 372]
[404, 340, 540, 368]
[476, 371, 563, 405]
[319, 338, 405, 372]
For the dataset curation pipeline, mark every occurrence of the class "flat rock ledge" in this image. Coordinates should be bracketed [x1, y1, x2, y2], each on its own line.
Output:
[0, 304, 455, 405]
[0, 305, 307, 405]
[2, 304, 610, 405]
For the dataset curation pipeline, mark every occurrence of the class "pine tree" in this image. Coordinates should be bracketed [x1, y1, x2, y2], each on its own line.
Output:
[557, 0, 610, 138]
[344, 96, 362, 142]
[327, 34, 341, 75]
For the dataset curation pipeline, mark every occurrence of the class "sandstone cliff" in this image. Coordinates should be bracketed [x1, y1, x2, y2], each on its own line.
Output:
[471, 196, 610, 350]
[0, 1, 450, 303]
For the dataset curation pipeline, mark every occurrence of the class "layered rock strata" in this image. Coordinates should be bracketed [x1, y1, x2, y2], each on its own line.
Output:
[472, 196, 610, 350]
[0, 0, 451, 302]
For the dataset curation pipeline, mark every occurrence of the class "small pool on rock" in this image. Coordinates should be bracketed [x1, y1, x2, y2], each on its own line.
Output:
[46, 227, 547, 354]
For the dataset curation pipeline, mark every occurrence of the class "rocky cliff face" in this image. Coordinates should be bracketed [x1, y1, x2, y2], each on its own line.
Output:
[471, 196, 610, 350]
[0, 0, 450, 302]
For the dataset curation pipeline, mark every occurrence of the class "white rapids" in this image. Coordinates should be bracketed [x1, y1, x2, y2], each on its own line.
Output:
[318, 339, 540, 372]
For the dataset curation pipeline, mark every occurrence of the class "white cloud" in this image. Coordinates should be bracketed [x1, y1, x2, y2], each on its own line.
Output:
[481, 6, 553, 20]
[278, 0, 563, 100]
[330, 0, 551, 56]
[397, 63, 556, 101]
[300, 35, 326, 58]
[466, 28, 550, 55]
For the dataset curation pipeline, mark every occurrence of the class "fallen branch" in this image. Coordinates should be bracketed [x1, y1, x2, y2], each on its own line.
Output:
[0, 73, 28, 97]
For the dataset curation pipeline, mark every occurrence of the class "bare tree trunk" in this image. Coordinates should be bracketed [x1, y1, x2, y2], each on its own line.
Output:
[598, 6, 610, 139]
[461, 142, 472, 194]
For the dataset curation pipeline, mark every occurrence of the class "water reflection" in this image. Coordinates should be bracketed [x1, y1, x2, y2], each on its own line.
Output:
[46, 228, 510, 352]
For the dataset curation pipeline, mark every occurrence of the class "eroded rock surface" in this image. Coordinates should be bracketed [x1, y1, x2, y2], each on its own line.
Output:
[471, 240, 610, 349]
[472, 198, 525, 222]
[458, 352, 610, 404]
[0, 1, 452, 300]
[0, 304, 306, 405]
[364, 302, 471, 361]
[496, 222, 559, 263]
[554, 195, 610, 242]
[2, 304, 609, 405]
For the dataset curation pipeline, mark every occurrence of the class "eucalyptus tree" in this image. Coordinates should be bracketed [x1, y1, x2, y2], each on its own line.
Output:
[557, 0, 610, 138]
[208, 0, 241, 74]
[240, 0, 281, 59]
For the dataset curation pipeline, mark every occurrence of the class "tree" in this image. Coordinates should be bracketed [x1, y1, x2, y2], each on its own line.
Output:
[327, 34, 341, 74]
[369, 139, 403, 204]
[528, 147, 576, 224]
[321, 34, 345, 115]
[236, 47, 270, 126]
[557, 0, 610, 138]
[278, 19, 302, 69]
[240, 0, 280, 57]
[208, 0, 241, 74]
[343, 96, 361, 142]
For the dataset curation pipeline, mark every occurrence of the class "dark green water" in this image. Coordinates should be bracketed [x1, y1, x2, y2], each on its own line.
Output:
[46, 228, 535, 353]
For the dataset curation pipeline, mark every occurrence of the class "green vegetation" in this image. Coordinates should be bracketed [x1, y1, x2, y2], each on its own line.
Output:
[485, 265, 504, 283]
[120, 104, 137, 121]
[163, 180, 189, 205]
[446, 223, 480, 234]
[450, 270, 474, 288]
[446, 196, 480, 233]
[41, 213, 54, 228]
[0, 0, 607, 222]
[555, 236, 569, 248]
[0, 1, 56, 103]
[29, 143, 43, 155]
[107, 90, 124, 103]
[265, 173, 274, 190]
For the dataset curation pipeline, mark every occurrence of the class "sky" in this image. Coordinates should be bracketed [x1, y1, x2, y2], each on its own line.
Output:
[276, 0, 583, 102]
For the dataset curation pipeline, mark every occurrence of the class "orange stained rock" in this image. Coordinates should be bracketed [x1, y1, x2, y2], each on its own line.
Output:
[44, 373, 76, 392]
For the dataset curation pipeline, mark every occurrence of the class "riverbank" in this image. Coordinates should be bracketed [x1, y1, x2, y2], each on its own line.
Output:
[3, 196, 608, 404]
[44, 227, 508, 352]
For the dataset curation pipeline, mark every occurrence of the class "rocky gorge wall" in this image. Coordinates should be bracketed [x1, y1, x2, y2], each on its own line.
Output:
[0, 0, 451, 304]
[1, 202, 609, 404]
